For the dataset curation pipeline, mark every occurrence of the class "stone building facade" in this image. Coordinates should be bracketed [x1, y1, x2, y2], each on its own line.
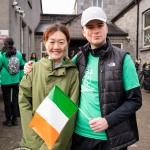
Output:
[0, 0, 42, 60]
[77, 0, 132, 20]
[112, 0, 150, 68]
[1, 0, 145, 62]
[34, 14, 85, 58]
[34, 0, 133, 58]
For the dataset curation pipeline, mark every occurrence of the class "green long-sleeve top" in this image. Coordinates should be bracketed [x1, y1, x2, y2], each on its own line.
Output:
[0, 50, 24, 85]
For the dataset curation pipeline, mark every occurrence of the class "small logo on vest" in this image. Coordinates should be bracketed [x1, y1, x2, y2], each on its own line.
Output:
[108, 62, 115, 67]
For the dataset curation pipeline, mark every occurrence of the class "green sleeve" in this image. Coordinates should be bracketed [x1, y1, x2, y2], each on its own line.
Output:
[0, 52, 3, 68]
[123, 54, 140, 91]
[71, 54, 78, 64]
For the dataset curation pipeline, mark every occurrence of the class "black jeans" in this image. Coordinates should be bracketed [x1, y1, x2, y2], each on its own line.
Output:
[1, 83, 19, 119]
[71, 133, 128, 150]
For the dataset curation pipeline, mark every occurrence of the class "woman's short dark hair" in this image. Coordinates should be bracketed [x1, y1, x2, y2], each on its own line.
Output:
[2, 38, 16, 57]
[4, 38, 14, 46]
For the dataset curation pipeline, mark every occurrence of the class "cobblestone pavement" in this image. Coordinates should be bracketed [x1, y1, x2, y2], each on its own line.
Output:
[0, 93, 21, 150]
[0, 89, 150, 150]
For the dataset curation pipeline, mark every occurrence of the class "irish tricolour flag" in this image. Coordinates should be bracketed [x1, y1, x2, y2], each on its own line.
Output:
[29, 86, 78, 149]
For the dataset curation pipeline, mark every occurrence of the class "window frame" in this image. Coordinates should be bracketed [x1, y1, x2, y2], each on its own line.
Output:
[41, 42, 48, 58]
[112, 43, 123, 49]
[92, 0, 103, 7]
[21, 21, 26, 53]
[143, 9, 150, 48]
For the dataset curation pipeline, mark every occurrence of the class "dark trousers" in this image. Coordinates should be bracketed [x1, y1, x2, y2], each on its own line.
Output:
[71, 133, 128, 150]
[1, 83, 19, 119]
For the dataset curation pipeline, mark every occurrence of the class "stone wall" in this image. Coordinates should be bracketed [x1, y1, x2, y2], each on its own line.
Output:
[0, 0, 9, 49]
[104, 0, 132, 20]
[77, 0, 132, 20]
[114, 0, 150, 68]
[138, 0, 150, 66]
[114, 6, 137, 60]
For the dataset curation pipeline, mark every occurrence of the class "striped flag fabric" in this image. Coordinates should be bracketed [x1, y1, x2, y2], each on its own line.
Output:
[29, 86, 78, 149]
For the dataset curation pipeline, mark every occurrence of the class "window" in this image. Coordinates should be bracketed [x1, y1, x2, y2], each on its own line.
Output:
[41, 42, 48, 58]
[92, 0, 103, 7]
[112, 43, 123, 49]
[143, 10, 150, 47]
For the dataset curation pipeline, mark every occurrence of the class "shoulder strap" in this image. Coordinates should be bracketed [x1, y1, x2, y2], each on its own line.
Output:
[2, 62, 9, 72]
[1, 55, 12, 73]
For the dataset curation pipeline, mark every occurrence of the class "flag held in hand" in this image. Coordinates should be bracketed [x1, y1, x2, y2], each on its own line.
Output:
[29, 85, 78, 149]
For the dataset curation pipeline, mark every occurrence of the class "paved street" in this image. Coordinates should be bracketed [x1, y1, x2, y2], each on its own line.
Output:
[0, 88, 150, 150]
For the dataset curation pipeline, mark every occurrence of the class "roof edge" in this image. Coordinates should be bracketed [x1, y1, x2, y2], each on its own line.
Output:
[111, 0, 141, 22]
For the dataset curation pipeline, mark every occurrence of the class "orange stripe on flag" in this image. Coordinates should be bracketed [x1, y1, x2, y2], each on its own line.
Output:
[30, 112, 59, 149]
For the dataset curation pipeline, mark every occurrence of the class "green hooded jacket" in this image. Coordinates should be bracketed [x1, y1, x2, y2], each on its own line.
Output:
[19, 56, 79, 150]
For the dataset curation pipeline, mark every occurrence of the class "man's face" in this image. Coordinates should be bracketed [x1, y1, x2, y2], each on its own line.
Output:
[82, 20, 108, 49]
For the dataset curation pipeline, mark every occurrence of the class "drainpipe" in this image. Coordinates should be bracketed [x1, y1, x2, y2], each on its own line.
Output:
[135, 0, 140, 60]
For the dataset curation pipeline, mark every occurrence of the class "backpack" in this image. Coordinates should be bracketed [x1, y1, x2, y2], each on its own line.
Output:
[8, 55, 20, 75]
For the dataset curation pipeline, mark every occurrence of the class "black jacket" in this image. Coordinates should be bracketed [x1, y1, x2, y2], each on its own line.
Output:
[76, 39, 142, 150]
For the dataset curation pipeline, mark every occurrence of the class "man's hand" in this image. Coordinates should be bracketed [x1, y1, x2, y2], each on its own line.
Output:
[89, 117, 109, 132]
[24, 61, 34, 74]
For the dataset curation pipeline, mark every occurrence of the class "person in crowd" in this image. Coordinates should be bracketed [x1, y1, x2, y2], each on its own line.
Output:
[20, 53, 27, 80]
[0, 38, 24, 127]
[30, 52, 39, 62]
[22, 53, 27, 62]
[19, 22, 79, 150]
[24, 7, 142, 150]
[135, 58, 141, 73]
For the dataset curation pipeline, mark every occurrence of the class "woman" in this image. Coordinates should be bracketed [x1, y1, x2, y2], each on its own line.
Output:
[19, 22, 79, 150]
[0, 38, 24, 126]
[30, 52, 39, 62]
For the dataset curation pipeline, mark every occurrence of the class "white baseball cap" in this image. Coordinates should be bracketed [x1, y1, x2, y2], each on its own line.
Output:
[81, 7, 107, 26]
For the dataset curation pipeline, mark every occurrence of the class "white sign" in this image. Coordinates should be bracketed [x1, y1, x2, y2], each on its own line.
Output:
[0, 30, 9, 43]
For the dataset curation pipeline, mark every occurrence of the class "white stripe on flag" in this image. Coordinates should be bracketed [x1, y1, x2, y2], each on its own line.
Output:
[36, 97, 68, 133]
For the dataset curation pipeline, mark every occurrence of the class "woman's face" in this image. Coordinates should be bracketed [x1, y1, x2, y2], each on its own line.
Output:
[44, 31, 68, 64]
[32, 53, 36, 58]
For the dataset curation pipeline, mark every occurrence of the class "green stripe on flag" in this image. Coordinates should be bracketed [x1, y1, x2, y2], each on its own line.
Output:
[48, 86, 78, 118]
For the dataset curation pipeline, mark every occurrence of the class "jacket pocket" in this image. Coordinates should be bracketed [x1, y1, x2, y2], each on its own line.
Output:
[107, 119, 131, 137]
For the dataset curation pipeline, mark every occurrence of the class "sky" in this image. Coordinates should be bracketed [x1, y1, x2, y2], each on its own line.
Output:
[42, 0, 76, 14]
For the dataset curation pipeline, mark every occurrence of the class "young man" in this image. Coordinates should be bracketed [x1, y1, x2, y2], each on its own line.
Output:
[24, 7, 142, 150]
[71, 7, 142, 150]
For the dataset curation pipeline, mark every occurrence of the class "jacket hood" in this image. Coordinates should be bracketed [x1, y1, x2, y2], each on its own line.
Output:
[39, 56, 77, 70]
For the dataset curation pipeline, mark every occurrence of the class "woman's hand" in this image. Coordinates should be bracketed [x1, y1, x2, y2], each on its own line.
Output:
[24, 61, 34, 74]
